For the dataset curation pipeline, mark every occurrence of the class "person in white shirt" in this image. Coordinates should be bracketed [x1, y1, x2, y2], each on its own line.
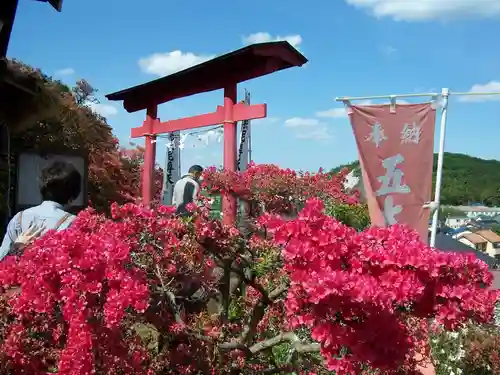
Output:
[172, 165, 203, 216]
[0, 161, 81, 259]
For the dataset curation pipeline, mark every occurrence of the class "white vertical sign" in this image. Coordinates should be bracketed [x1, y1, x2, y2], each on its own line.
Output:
[238, 90, 251, 171]
[163, 131, 181, 205]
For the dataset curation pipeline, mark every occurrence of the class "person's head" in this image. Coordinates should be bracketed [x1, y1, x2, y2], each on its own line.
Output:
[39, 161, 82, 206]
[188, 165, 203, 181]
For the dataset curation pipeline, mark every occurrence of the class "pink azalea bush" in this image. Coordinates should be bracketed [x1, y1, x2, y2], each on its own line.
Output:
[260, 198, 497, 374]
[0, 164, 496, 374]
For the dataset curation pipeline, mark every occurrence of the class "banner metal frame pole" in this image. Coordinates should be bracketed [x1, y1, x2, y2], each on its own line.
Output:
[334, 93, 439, 102]
[334, 91, 500, 102]
[334, 89, 500, 248]
[430, 88, 449, 247]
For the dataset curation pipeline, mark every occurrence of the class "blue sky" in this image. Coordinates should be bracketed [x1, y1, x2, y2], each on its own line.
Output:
[8, 0, 500, 173]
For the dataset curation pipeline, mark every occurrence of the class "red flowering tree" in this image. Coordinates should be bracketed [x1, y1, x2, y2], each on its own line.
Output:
[203, 163, 358, 219]
[89, 142, 163, 212]
[1, 65, 162, 216]
[0, 164, 496, 374]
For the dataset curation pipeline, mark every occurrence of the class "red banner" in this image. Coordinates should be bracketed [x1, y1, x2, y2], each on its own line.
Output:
[348, 103, 436, 242]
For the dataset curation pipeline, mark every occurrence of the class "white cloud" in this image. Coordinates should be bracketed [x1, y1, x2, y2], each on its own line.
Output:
[295, 127, 332, 140]
[458, 81, 500, 102]
[138, 50, 215, 76]
[242, 32, 302, 49]
[345, 0, 500, 21]
[316, 100, 373, 119]
[315, 108, 348, 119]
[55, 68, 75, 76]
[284, 117, 321, 128]
[253, 117, 280, 125]
[379, 44, 397, 56]
[284, 117, 332, 140]
[87, 102, 118, 117]
[316, 99, 409, 119]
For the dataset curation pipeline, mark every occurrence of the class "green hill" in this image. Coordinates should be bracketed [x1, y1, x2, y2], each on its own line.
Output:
[332, 153, 500, 206]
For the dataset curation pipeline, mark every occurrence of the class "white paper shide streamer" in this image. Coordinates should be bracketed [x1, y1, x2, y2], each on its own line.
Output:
[161, 89, 253, 204]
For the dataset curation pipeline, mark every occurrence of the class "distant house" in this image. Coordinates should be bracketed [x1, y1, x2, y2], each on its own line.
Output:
[446, 226, 470, 237]
[440, 226, 457, 235]
[476, 230, 500, 255]
[458, 206, 500, 218]
[456, 229, 500, 259]
[433, 233, 496, 267]
[470, 217, 500, 229]
[445, 216, 470, 229]
[433, 233, 500, 290]
[458, 232, 489, 252]
[476, 215, 494, 221]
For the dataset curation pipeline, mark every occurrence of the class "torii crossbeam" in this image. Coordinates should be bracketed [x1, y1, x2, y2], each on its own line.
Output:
[106, 41, 307, 225]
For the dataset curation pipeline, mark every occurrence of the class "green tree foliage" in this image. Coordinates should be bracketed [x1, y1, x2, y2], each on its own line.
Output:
[324, 199, 370, 231]
[331, 153, 500, 207]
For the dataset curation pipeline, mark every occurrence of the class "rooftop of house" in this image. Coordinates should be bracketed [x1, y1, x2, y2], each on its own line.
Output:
[469, 220, 499, 230]
[447, 226, 470, 235]
[440, 226, 456, 235]
[476, 229, 500, 244]
[461, 232, 488, 245]
[475, 215, 498, 221]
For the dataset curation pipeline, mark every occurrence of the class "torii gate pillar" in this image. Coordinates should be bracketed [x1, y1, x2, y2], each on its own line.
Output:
[142, 105, 158, 205]
[222, 85, 238, 224]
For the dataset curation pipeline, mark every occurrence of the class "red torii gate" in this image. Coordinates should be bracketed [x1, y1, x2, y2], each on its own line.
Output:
[106, 41, 307, 225]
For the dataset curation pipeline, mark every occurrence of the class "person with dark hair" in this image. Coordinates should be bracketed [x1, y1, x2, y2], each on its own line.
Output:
[173, 165, 203, 216]
[0, 160, 82, 260]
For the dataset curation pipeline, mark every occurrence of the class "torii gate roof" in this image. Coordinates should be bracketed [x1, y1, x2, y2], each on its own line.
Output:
[106, 41, 307, 113]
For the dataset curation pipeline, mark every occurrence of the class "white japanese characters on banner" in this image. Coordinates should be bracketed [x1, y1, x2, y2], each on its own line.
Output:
[375, 153, 410, 225]
[401, 122, 421, 144]
[365, 122, 387, 148]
